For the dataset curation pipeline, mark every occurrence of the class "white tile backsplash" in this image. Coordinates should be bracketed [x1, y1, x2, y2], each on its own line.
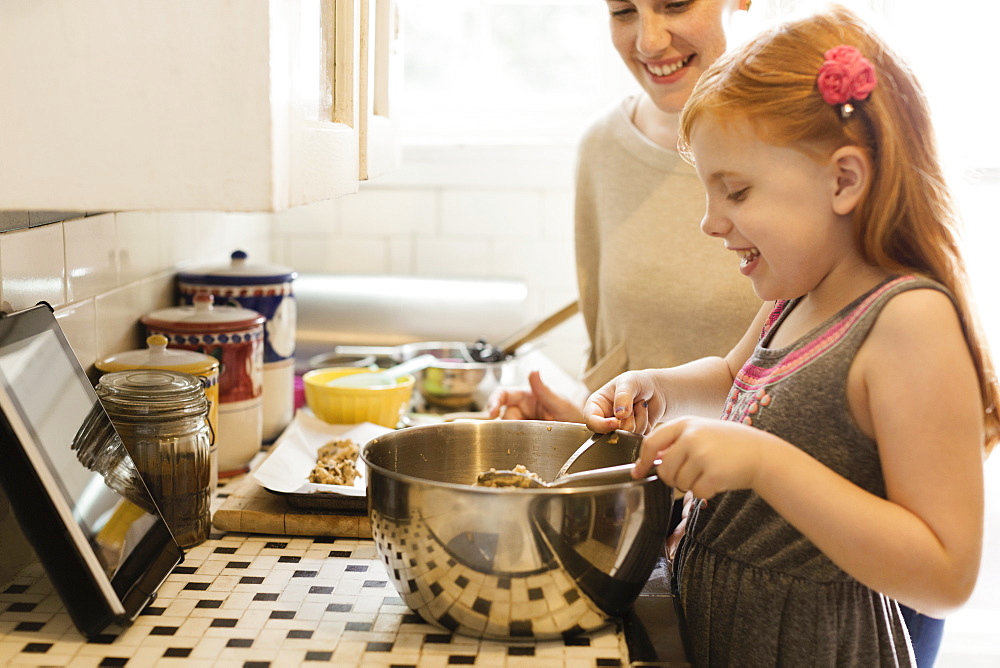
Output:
[414, 237, 495, 278]
[441, 189, 543, 239]
[54, 299, 98, 371]
[322, 237, 391, 274]
[339, 188, 438, 237]
[272, 197, 340, 235]
[65, 212, 118, 302]
[0, 210, 273, 372]
[270, 144, 587, 376]
[93, 273, 173, 361]
[4, 145, 588, 377]
[116, 211, 170, 281]
[0, 223, 65, 311]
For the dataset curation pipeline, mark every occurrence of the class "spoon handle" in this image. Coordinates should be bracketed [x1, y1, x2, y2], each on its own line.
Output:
[555, 431, 611, 480]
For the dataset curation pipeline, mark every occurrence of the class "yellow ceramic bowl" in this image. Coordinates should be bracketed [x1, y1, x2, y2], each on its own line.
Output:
[303, 367, 415, 428]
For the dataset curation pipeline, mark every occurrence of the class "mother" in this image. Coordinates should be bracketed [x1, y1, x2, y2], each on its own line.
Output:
[490, 0, 760, 421]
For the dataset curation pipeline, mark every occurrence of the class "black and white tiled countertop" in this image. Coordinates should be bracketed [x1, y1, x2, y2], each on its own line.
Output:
[0, 474, 689, 667]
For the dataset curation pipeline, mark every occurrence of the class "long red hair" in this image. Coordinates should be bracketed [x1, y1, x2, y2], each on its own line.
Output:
[679, 5, 1000, 452]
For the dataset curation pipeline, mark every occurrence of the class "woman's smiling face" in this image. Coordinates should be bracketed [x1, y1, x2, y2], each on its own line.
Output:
[605, 0, 737, 115]
[689, 115, 860, 302]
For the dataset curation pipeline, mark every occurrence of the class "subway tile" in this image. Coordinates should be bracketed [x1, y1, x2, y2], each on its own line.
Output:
[94, 274, 174, 361]
[386, 238, 415, 275]
[272, 234, 333, 274]
[340, 188, 438, 236]
[414, 238, 493, 277]
[441, 190, 542, 238]
[116, 211, 171, 281]
[223, 213, 271, 258]
[0, 224, 65, 311]
[491, 238, 576, 291]
[165, 212, 234, 270]
[54, 300, 98, 373]
[65, 213, 118, 302]
[94, 284, 148, 360]
[272, 198, 340, 236]
[322, 237, 389, 274]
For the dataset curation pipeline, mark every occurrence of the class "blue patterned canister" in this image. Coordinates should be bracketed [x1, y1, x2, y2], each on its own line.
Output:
[177, 251, 297, 442]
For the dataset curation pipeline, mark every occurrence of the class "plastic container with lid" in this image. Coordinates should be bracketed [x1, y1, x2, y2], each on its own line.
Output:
[97, 335, 220, 488]
[176, 250, 297, 442]
[97, 369, 213, 548]
[141, 293, 265, 476]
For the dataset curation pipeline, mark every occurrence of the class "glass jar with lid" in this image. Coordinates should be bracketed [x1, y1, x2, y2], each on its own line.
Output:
[97, 334, 221, 490]
[96, 369, 213, 548]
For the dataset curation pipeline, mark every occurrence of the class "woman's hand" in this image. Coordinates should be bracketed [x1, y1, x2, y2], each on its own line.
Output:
[632, 416, 770, 499]
[485, 370, 584, 422]
[583, 370, 669, 434]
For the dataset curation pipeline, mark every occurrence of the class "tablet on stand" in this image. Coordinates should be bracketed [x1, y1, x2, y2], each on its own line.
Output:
[0, 303, 182, 639]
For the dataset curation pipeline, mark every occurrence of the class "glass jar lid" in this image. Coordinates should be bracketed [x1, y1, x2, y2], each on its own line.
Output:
[97, 369, 208, 420]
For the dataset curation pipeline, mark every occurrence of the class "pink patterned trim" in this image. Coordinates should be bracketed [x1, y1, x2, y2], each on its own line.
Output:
[735, 276, 916, 391]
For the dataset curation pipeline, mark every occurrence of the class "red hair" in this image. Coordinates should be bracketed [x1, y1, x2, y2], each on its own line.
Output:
[679, 5, 999, 451]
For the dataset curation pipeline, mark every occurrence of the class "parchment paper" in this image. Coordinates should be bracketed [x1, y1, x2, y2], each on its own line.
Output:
[252, 410, 392, 495]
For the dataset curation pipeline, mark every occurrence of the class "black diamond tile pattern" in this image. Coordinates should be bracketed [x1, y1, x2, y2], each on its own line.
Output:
[0, 475, 630, 666]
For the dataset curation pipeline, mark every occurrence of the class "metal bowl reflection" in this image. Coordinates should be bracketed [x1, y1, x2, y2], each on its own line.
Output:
[361, 420, 671, 640]
[394, 341, 511, 409]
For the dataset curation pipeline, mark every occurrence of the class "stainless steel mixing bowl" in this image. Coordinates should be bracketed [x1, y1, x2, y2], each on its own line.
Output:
[361, 420, 671, 640]
[328, 341, 515, 409]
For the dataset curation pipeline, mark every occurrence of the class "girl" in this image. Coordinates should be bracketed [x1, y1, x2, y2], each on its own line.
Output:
[584, 5, 998, 665]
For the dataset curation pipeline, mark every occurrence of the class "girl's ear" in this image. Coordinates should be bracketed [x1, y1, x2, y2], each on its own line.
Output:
[831, 146, 871, 216]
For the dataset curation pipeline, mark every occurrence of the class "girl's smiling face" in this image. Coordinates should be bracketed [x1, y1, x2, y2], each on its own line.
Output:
[689, 115, 864, 302]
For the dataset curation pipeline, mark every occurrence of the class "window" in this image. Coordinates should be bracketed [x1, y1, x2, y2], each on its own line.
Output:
[398, 0, 635, 144]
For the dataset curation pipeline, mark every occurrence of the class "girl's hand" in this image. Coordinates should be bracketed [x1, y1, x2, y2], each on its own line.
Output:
[632, 416, 770, 499]
[583, 370, 669, 434]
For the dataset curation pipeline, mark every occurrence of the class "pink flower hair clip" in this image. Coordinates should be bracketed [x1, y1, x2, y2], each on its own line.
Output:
[816, 45, 877, 119]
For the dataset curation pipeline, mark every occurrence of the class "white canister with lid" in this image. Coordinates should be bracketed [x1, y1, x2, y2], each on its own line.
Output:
[96, 334, 221, 489]
[141, 293, 265, 476]
[176, 250, 297, 442]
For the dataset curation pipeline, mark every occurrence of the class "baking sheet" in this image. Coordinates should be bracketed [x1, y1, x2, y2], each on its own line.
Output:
[252, 410, 392, 508]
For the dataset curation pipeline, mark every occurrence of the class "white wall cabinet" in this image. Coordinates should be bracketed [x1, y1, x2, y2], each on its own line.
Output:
[0, 0, 400, 213]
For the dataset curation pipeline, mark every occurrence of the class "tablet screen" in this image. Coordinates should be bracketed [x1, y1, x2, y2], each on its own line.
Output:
[0, 304, 181, 638]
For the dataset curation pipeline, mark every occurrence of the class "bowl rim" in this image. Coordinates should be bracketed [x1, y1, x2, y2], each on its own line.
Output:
[360, 421, 659, 493]
[303, 367, 416, 390]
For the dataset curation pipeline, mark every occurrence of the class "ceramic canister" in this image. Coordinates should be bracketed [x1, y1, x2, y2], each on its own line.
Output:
[96, 335, 221, 489]
[141, 293, 265, 476]
[176, 250, 297, 442]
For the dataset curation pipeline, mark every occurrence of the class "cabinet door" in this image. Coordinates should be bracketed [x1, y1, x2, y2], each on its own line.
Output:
[359, 0, 402, 181]
[289, 0, 363, 207]
[0, 0, 373, 213]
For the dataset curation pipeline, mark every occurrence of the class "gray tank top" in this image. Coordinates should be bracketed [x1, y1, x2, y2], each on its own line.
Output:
[675, 275, 946, 666]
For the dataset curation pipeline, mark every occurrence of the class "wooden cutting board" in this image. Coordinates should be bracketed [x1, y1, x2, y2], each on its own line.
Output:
[212, 474, 371, 537]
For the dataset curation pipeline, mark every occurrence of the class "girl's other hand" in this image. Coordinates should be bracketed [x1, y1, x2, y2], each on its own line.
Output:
[633, 416, 770, 499]
[583, 370, 667, 434]
[485, 370, 584, 422]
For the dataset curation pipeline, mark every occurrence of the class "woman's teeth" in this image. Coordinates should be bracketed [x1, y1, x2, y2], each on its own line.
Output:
[737, 249, 760, 268]
[647, 54, 693, 77]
